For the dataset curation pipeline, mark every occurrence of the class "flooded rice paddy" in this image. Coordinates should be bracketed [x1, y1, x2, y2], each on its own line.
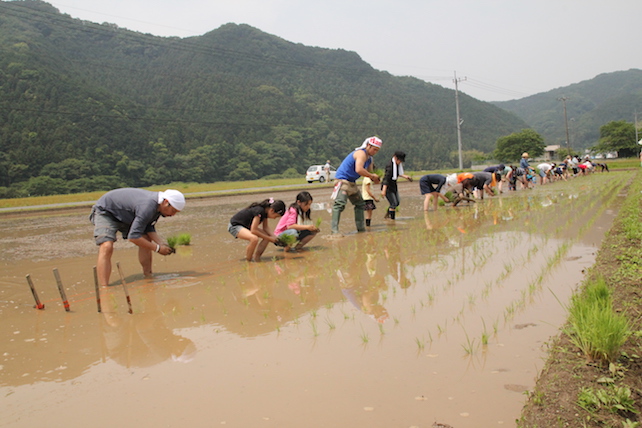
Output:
[0, 172, 630, 428]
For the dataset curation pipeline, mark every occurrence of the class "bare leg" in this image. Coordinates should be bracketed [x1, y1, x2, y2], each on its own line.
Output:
[295, 233, 317, 250]
[423, 194, 433, 211]
[253, 238, 270, 262]
[97, 241, 114, 286]
[237, 228, 260, 261]
[138, 236, 153, 277]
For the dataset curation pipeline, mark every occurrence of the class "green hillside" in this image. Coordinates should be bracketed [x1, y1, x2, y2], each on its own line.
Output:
[0, 0, 527, 197]
[493, 69, 642, 152]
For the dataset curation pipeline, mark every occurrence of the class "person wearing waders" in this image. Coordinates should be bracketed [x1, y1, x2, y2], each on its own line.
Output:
[331, 136, 382, 235]
[89, 188, 185, 287]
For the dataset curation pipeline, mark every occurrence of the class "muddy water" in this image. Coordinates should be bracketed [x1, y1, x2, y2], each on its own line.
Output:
[0, 173, 630, 428]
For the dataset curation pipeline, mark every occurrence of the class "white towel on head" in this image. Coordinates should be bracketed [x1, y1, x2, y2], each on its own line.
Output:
[391, 157, 404, 180]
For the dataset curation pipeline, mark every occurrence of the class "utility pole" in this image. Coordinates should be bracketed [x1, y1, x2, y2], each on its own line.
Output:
[635, 110, 639, 145]
[558, 96, 571, 154]
[454, 71, 466, 170]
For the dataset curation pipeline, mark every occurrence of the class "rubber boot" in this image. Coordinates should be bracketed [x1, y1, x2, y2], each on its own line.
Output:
[355, 207, 366, 232]
[366, 219, 371, 227]
[389, 209, 396, 220]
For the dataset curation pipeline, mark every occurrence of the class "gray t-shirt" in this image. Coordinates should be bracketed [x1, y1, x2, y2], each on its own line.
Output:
[95, 188, 161, 239]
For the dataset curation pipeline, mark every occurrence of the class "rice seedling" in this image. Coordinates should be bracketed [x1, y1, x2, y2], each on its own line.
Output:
[415, 337, 425, 351]
[467, 293, 476, 305]
[360, 329, 370, 344]
[325, 317, 336, 330]
[378, 324, 385, 335]
[315, 217, 322, 228]
[310, 320, 319, 337]
[481, 319, 489, 345]
[461, 330, 477, 355]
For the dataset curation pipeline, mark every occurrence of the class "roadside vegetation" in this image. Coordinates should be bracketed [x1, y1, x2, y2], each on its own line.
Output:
[2, 159, 638, 211]
[0, 167, 461, 210]
[518, 168, 642, 427]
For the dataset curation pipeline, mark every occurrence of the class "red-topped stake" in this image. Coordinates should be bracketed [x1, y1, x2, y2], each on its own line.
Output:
[25, 274, 45, 310]
[52, 268, 70, 312]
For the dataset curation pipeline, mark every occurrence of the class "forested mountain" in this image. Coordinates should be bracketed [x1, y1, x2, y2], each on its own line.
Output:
[493, 69, 642, 152]
[0, 0, 527, 197]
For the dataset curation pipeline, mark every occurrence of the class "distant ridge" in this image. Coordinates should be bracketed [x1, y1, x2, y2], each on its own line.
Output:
[493, 69, 642, 150]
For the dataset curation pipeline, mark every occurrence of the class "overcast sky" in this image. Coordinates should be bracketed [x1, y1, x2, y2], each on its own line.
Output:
[46, 0, 641, 102]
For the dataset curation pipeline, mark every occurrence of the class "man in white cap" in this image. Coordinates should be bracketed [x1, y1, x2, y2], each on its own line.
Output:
[90, 188, 186, 286]
[331, 136, 382, 234]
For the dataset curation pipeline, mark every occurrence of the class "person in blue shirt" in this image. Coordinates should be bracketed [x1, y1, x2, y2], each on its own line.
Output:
[331, 136, 382, 235]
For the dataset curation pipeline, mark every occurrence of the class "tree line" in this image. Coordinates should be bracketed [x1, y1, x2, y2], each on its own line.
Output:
[0, 0, 542, 198]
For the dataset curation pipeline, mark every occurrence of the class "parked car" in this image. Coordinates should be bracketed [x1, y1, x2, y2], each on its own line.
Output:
[306, 165, 336, 183]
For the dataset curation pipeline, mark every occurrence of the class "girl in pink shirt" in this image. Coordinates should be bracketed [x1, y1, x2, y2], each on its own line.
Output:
[275, 191, 319, 252]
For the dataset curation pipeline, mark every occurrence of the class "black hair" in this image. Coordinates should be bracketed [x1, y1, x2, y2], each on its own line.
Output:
[291, 191, 313, 220]
[394, 151, 406, 162]
[248, 198, 286, 216]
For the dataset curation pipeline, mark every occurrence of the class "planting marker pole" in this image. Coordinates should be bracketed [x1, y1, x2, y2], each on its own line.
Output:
[116, 262, 133, 314]
[93, 266, 102, 313]
[52, 268, 70, 312]
[25, 274, 45, 309]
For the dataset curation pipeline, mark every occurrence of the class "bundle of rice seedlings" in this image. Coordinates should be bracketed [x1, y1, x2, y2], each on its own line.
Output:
[277, 233, 298, 247]
[167, 236, 178, 250]
[167, 233, 192, 250]
[176, 233, 191, 246]
[315, 218, 322, 229]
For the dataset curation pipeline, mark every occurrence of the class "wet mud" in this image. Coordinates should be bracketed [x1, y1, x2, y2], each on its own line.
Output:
[0, 173, 629, 427]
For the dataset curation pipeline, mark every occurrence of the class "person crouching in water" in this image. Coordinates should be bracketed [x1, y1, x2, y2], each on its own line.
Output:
[228, 198, 286, 262]
[381, 151, 413, 219]
[274, 191, 319, 252]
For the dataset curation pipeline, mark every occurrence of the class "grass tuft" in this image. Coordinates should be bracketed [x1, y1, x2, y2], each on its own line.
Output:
[565, 276, 630, 364]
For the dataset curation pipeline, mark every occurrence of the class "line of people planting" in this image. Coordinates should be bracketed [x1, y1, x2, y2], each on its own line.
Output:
[90, 137, 609, 285]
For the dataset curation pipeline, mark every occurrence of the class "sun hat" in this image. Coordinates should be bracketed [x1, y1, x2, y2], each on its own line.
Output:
[522, 152, 529, 158]
[159, 189, 185, 211]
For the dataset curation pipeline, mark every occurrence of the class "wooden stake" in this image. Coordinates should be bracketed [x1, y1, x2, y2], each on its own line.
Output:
[116, 262, 133, 314]
[52, 268, 70, 312]
[25, 274, 45, 310]
[93, 266, 102, 313]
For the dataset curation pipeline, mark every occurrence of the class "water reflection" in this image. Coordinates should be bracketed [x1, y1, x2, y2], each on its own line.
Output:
[101, 288, 196, 367]
[337, 236, 389, 323]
